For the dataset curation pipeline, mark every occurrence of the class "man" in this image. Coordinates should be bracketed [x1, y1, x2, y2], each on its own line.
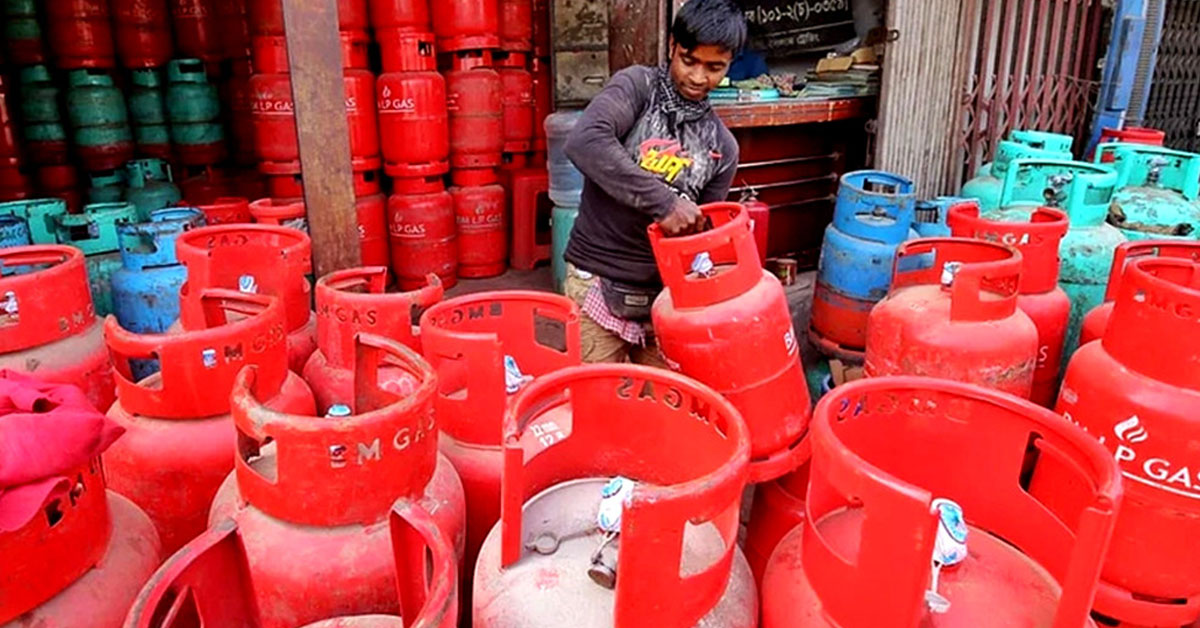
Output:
[563, 0, 746, 365]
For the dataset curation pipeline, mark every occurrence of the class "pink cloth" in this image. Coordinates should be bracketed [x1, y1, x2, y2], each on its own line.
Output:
[581, 282, 647, 346]
[0, 370, 124, 531]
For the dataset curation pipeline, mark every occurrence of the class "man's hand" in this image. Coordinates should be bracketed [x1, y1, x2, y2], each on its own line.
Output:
[657, 196, 702, 236]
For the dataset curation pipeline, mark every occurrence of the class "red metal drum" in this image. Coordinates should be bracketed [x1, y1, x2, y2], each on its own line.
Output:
[446, 63, 503, 170]
[35, 164, 84, 213]
[420, 291, 580, 579]
[112, 0, 173, 68]
[198, 196, 252, 224]
[744, 462, 810, 587]
[103, 290, 316, 555]
[472, 364, 757, 627]
[761, 376, 1121, 628]
[0, 458, 161, 627]
[250, 196, 307, 231]
[1079, 240, 1200, 348]
[0, 246, 115, 411]
[450, 172, 507, 278]
[389, 180, 458, 290]
[651, 202, 812, 483]
[1057, 257, 1200, 627]
[377, 36, 449, 178]
[499, 0, 532, 51]
[249, 0, 368, 35]
[128, 498, 455, 628]
[46, 0, 115, 68]
[251, 65, 380, 174]
[175, 224, 317, 374]
[865, 238, 1039, 399]
[304, 268, 442, 413]
[431, 0, 500, 52]
[948, 203, 1071, 407]
[498, 58, 534, 154]
[168, 0, 223, 63]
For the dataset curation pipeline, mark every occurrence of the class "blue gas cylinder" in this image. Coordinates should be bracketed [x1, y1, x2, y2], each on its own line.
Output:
[0, 214, 31, 248]
[124, 158, 182, 220]
[809, 170, 917, 361]
[111, 206, 206, 381]
[913, 196, 971, 237]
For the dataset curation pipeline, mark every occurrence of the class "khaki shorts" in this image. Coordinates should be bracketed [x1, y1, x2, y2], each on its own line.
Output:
[563, 264, 668, 367]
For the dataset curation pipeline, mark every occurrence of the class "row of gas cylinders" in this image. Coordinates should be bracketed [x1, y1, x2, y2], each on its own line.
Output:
[8, 199, 1200, 628]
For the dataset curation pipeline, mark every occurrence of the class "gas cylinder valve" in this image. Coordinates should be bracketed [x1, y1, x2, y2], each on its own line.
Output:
[924, 498, 968, 614]
[589, 476, 635, 589]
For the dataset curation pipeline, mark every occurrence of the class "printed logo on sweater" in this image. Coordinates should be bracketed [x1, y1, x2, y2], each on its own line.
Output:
[638, 138, 694, 184]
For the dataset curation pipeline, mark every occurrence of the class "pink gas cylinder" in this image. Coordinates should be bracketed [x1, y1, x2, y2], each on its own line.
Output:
[761, 376, 1122, 627]
[303, 267, 443, 413]
[103, 289, 316, 555]
[865, 238, 1039, 399]
[175, 224, 318, 374]
[472, 364, 758, 627]
[389, 178, 458, 291]
[420, 291, 580, 580]
[948, 203, 1071, 407]
[1057, 257, 1200, 627]
[1078, 240, 1200, 348]
[0, 246, 115, 411]
[650, 202, 812, 483]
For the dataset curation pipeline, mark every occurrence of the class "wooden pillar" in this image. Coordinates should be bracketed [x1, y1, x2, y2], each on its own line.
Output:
[282, 0, 361, 277]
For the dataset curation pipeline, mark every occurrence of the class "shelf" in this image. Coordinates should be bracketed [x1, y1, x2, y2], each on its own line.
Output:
[714, 97, 875, 128]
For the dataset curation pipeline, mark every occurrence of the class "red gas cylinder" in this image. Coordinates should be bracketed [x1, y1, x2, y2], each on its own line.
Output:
[175, 224, 318, 374]
[744, 197, 771, 264]
[446, 58, 504, 170]
[128, 498, 456, 628]
[112, 0, 173, 68]
[226, 60, 258, 166]
[35, 164, 84, 213]
[250, 196, 307, 231]
[103, 289, 316, 555]
[498, 55, 534, 154]
[531, 57, 551, 153]
[472, 364, 758, 627]
[304, 268, 442, 413]
[0, 438, 160, 628]
[389, 179, 458, 291]
[1079, 240, 1200, 348]
[1094, 126, 1167, 162]
[948, 203, 1071, 407]
[431, 0, 500, 52]
[198, 196, 252, 224]
[250, 29, 369, 72]
[744, 462, 811, 587]
[210, 336, 463, 627]
[865, 238, 1039, 398]
[420, 291, 580, 578]
[499, 0, 532, 51]
[369, 0, 430, 33]
[377, 35, 449, 178]
[251, 60, 380, 174]
[450, 170, 508, 279]
[249, 0, 368, 35]
[179, 165, 234, 204]
[1058, 257, 1200, 626]
[0, 80, 18, 168]
[532, 0, 549, 56]
[0, 169, 32, 203]
[46, 0, 115, 68]
[215, 0, 251, 59]
[357, 192, 390, 267]
[0, 246, 115, 411]
[650, 202, 812, 483]
[168, 0, 223, 63]
[762, 376, 1121, 628]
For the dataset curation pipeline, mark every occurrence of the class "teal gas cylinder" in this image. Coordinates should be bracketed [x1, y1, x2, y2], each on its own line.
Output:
[165, 59, 226, 166]
[128, 68, 171, 160]
[88, 168, 125, 203]
[0, 197, 66, 244]
[551, 204, 578, 293]
[18, 65, 67, 164]
[0, 214, 31, 247]
[55, 201, 138, 316]
[1098, 142, 1200, 241]
[961, 130, 1074, 212]
[124, 158, 181, 220]
[66, 69, 134, 172]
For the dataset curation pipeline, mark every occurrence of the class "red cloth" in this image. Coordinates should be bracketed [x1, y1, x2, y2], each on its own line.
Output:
[0, 370, 124, 532]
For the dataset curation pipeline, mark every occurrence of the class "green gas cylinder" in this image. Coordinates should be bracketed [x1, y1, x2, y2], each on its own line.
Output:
[3, 0, 45, 65]
[551, 204, 578, 293]
[128, 68, 172, 160]
[165, 59, 225, 166]
[1098, 143, 1200, 241]
[88, 168, 125, 203]
[55, 201, 138, 316]
[66, 69, 134, 172]
[962, 130, 1074, 212]
[18, 65, 67, 164]
[0, 197, 66, 244]
[990, 157, 1123, 365]
[124, 158, 181, 220]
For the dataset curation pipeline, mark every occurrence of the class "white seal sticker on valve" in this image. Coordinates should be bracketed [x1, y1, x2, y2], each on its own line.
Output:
[504, 355, 532, 394]
[238, 274, 258, 294]
[597, 476, 636, 533]
[691, 252, 715, 278]
[925, 498, 968, 614]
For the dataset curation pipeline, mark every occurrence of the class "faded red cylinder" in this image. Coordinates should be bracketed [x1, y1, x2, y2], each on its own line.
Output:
[498, 56, 534, 154]
[865, 238, 1040, 399]
[46, 0, 115, 68]
[199, 196, 252, 224]
[369, 0, 430, 32]
[1079, 240, 1200, 348]
[389, 179, 458, 290]
[531, 0, 549, 56]
[35, 164, 84, 213]
[531, 57, 551, 152]
[215, 0, 251, 59]
[249, 0, 368, 34]
[431, 0, 500, 52]
[499, 0, 532, 51]
[0, 78, 19, 168]
[377, 35, 449, 178]
[450, 171, 507, 279]
[169, 0, 224, 62]
[744, 463, 810, 587]
[250, 196, 307, 232]
[949, 203, 1071, 408]
[446, 61, 503, 170]
[303, 268, 442, 413]
[225, 60, 257, 166]
[0, 168, 33, 203]
[112, 0, 174, 68]
[357, 193, 390, 267]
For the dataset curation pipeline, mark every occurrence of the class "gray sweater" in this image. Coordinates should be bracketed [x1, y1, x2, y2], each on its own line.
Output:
[564, 65, 739, 287]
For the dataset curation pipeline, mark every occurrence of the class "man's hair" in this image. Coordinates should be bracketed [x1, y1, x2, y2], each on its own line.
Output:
[671, 0, 748, 54]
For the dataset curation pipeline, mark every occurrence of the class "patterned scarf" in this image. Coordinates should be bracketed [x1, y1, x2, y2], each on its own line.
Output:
[655, 65, 711, 124]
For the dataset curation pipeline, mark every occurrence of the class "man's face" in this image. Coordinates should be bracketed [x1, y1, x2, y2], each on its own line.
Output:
[669, 42, 733, 101]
